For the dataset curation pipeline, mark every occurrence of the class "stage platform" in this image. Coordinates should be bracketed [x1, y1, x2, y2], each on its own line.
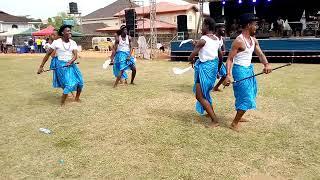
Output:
[170, 38, 320, 63]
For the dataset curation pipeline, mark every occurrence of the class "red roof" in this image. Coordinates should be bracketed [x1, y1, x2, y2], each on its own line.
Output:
[114, 2, 198, 16]
[32, 25, 55, 36]
[96, 18, 176, 32]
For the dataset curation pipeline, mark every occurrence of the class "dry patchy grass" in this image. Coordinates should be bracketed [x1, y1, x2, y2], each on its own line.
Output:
[0, 55, 319, 179]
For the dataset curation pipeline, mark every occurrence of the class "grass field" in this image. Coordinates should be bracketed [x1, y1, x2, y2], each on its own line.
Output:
[0, 55, 319, 179]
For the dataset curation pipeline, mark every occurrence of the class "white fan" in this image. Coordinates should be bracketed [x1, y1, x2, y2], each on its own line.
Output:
[179, 39, 193, 47]
[172, 66, 193, 75]
[102, 59, 111, 69]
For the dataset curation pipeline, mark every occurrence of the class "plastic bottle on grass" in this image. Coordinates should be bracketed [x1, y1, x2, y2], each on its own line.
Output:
[39, 128, 52, 134]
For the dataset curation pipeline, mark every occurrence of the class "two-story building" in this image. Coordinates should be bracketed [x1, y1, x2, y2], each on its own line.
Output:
[82, 0, 138, 35]
[114, 2, 199, 32]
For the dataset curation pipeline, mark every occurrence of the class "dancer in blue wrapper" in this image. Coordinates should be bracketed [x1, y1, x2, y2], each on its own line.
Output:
[223, 14, 272, 132]
[48, 29, 75, 98]
[110, 25, 136, 88]
[37, 25, 84, 106]
[213, 25, 228, 92]
[189, 17, 222, 128]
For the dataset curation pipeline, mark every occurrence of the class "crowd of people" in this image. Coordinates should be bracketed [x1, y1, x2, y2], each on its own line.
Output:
[0, 37, 54, 54]
[227, 14, 320, 38]
[24, 37, 51, 53]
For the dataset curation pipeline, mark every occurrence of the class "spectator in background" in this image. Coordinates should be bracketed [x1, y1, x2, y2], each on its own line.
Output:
[0, 41, 3, 53]
[157, 42, 165, 52]
[36, 38, 42, 53]
[44, 37, 51, 52]
[3, 42, 8, 54]
[28, 38, 35, 53]
[230, 19, 239, 36]
[260, 19, 269, 34]
[41, 38, 46, 53]
[276, 17, 284, 37]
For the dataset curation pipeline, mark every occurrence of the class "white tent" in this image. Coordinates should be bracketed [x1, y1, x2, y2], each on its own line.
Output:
[0, 28, 29, 45]
[0, 28, 22, 37]
[0, 27, 36, 36]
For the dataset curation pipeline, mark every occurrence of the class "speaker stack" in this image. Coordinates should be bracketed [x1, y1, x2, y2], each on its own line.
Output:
[125, 9, 137, 37]
[177, 15, 188, 40]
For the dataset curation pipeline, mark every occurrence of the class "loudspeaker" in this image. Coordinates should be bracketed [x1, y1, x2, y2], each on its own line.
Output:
[177, 15, 188, 32]
[209, 2, 221, 19]
[69, 2, 78, 14]
[209, 2, 225, 23]
[125, 9, 137, 36]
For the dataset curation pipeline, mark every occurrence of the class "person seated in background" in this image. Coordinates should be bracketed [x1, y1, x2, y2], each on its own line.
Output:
[276, 17, 284, 37]
[157, 42, 165, 52]
[315, 14, 320, 37]
[260, 19, 269, 34]
[230, 19, 239, 36]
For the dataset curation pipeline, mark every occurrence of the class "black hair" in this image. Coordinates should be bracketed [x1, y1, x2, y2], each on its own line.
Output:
[239, 13, 258, 28]
[203, 17, 216, 31]
[240, 21, 255, 28]
[116, 25, 127, 36]
[58, 25, 72, 36]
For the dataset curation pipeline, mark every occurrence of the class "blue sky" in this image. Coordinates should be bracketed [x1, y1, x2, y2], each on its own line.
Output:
[0, 0, 208, 20]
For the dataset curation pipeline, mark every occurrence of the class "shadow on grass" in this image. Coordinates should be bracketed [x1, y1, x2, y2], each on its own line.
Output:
[31, 91, 60, 105]
[85, 79, 115, 87]
[148, 107, 232, 129]
[168, 83, 193, 94]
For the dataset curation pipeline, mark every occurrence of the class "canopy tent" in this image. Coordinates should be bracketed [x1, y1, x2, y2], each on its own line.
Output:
[0, 28, 21, 37]
[18, 27, 37, 35]
[32, 25, 55, 36]
[0, 27, 37, 37]
[32, 25, 83, 37]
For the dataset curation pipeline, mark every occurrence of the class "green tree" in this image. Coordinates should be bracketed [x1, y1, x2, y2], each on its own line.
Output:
[47, 12, 81, 32]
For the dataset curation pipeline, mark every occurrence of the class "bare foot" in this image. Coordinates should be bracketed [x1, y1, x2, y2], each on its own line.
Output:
[230, 123, 240, 132]
[130, 82, 136, 85]
[60, 102, 65, 106]
[206, 121, 219, 128]
[75, 99, 81, 103]
[67, 93, 74, 99]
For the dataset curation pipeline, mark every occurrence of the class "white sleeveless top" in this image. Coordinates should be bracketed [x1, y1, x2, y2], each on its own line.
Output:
[233, 34, 255, 67]
[199, 35, 220, 62]
[117, 35, 130, 52]
[217, 36, 224, 49]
